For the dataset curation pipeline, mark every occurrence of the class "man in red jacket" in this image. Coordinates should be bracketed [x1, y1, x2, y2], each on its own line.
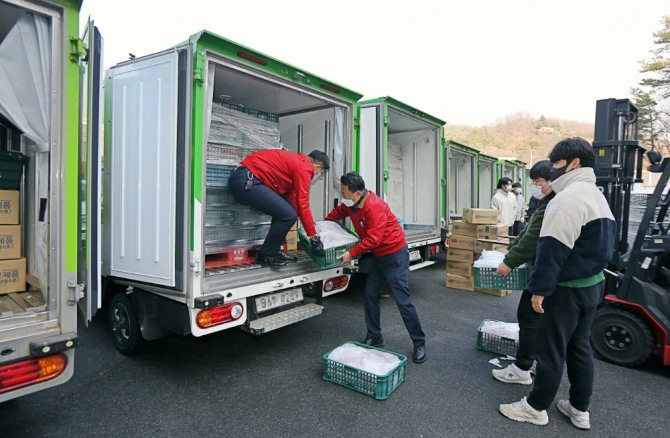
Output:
[228, 149, 327, 267]
[325, 172, 427, 363]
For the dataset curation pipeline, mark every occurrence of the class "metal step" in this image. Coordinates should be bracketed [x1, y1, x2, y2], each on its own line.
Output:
[409, 260, 436, 271]
[244, 303, 324, 335]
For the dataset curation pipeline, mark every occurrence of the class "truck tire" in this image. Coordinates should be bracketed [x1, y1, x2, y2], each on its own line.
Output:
[590, 305, 654, 367]
[109, 293, 145, 355]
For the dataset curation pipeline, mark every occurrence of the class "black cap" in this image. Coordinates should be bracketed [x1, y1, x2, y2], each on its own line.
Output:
[308, 150, 330, 170]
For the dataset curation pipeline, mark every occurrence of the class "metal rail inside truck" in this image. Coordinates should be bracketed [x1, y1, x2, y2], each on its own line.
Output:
[0, 0, 363, 402]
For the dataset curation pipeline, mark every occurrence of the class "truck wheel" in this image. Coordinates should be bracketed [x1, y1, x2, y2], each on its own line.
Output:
[109, 293, 144, 355]
[590, 306, 654, 367]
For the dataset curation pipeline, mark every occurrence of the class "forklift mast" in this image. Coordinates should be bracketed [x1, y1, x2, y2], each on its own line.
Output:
[593, 98, 646, 267]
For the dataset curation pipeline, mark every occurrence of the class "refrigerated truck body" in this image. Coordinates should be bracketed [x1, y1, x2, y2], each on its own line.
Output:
[477, 152, 497, 209]
[356, 97, 443, 270]
[0, 0, 85, 402]
[446, 140, 478, 220]
[98, 31, 362, 353]
[0, 4, 363, 400]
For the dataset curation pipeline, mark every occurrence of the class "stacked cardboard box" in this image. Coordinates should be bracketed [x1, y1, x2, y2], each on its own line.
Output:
[446, 208, 500, 292]
[0, 190, 25, 294]
[285, 222, 299, 251]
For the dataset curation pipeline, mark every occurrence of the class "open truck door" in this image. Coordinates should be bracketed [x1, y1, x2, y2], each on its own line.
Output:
[78, 19, 103, 324]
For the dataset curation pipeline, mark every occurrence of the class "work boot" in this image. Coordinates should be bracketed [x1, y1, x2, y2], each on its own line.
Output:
[275, 251, 298, 263]
[256, 253, 287, 267]
[362, 336, 384, 348]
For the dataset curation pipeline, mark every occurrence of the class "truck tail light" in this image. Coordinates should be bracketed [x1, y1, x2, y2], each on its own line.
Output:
[0, 354, 67, 394]
[324, 275, 349, 292]
[196, 302, 243, 329]
[430, 244, 440, 255]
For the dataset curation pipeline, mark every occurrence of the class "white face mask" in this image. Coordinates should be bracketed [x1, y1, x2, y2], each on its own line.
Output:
[311, 174, 322, 185]
[341, 198, 355, 207]
[530, 185, 544, 200]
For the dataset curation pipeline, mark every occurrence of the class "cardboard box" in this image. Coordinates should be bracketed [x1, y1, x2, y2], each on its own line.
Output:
[0, 225, 21, 259]
[447, 260, 473, 278]
[446, 273, 475, 292]
[476, 288, 512, 297]
[449, 234, 477, 251]
[475, 239, 509, 254]
[285, 229, 298, 251]
[476, 223, 509, 240]
[447, 247, 474, 264]
[451, 220, 478, 237]
[462, 208, 499, 225]
[0, 190, 19, 225]
[0, 257, 26, 294]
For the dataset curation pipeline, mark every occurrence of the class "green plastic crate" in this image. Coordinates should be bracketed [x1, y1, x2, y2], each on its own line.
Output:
[476, 319, 519, 356]
[322, 341, 407, 400]
[298, 225, 358, 268]
[473, 266, 527, 290]
[0, 151, 28, 190]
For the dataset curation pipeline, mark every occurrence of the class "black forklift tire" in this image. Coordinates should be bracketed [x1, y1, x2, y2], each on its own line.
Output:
[109, 293, 145, 355]
[590, 306, 654, 367]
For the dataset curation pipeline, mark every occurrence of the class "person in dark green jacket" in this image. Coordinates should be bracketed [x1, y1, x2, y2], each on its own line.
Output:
[492, 160, 554, 385]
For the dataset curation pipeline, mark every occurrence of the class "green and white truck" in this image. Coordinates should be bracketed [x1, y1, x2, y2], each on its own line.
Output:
[0, 0, 362, 402]
[356, 97, 444, 270]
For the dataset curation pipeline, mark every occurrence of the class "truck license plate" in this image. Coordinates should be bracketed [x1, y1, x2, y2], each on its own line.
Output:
[255, 289, 303, 313]
[409, 250, 422, 262]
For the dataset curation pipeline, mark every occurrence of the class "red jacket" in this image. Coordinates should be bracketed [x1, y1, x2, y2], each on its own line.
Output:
[240, 149, 317, 236]
[325, 191, 405, 258]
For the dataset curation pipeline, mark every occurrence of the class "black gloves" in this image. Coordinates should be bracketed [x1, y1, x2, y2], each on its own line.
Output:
[310, 235, 326, 257]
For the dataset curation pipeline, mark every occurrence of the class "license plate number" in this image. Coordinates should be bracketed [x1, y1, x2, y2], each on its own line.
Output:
[409, 250, 422, 262]
[255, 289, 303, 313]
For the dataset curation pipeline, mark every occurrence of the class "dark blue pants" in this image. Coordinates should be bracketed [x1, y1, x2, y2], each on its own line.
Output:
[228, 166, 297, 257]
[515, 290, 541, 371]
[527, 282, 604, 412]
[364, 245, 426, 347]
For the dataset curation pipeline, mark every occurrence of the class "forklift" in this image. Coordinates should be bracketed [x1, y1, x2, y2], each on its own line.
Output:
[591, 98, 670, 367]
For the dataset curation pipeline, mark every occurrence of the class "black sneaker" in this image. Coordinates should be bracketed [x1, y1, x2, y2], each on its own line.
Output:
[256, 253, 287, 267]
[362, 336, 384, 348]
[275, 251, 298, 263]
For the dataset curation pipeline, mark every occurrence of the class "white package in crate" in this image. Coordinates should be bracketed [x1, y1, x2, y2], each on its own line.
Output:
[313, 220, 359, 250]
[327, 343, 401, 376]
[480, 320, 519, 341]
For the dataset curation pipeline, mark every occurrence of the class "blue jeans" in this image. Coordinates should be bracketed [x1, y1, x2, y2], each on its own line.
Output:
[527, 282, 603, 412]
[364, 245, 426, 346]
[228, 166, 297, 256]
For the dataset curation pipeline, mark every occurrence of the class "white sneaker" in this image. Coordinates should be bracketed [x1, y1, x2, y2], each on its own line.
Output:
[499, 397, 549, 426]
[492, 363, 533, 385]
[558, 399, 591, 430]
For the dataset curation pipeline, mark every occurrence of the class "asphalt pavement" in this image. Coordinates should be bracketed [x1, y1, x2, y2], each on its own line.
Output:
[2, 253, 669, 437]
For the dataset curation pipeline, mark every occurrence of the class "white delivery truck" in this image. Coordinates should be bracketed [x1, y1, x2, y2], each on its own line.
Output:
[0, 0, 362, 402]
[0, 0, 89, 402]
[356, 97, 444, 270]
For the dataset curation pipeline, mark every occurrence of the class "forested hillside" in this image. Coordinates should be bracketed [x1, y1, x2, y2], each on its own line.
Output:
[444, 113, 594, 165]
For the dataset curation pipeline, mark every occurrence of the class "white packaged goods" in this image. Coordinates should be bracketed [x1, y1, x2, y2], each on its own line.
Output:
[480, 320, 519, 341]
[314, 221, 358, 250]
[473, 250, 507, 268]
[327, 343, 401, 376]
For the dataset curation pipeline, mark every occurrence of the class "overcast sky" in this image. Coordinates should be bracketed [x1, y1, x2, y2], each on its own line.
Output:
[80, 0, 668, 127]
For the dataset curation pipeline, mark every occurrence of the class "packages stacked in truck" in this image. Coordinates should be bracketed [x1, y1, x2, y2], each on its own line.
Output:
[204, 104, 280, 263]
[0, 151, 27, 294]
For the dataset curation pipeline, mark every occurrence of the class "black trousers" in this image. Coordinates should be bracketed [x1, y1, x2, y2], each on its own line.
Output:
[514, 290, 541, 371]
[228, 166, 298, 257]
[527, 282, 604, 412]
